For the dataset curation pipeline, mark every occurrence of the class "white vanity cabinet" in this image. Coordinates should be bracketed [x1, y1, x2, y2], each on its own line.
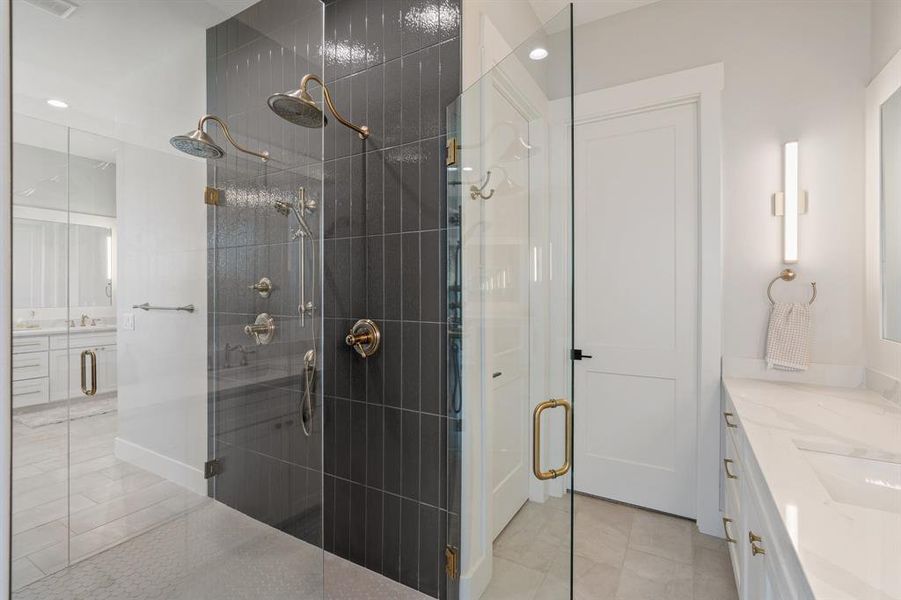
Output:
[13, 328, 117, 409]
[721, 393, 813, 600]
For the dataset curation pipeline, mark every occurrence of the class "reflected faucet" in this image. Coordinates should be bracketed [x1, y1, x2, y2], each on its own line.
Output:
[80, 314, 93, 327]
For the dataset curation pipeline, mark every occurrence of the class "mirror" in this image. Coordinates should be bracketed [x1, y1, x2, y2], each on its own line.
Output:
[12, 217, 113, 309]
[881, 86, 901, 341]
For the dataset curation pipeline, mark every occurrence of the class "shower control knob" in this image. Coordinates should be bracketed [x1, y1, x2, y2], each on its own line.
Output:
[345, 319, 381, 358]
[249, 277, 273, 298]
[244, 313, 275, 345]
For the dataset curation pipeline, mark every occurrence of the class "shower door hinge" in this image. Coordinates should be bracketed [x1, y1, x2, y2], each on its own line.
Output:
[446, 137, 458, 166]
[444, 545, 459, 580]
[204, 185, 222, 206]
[204, 459, 222, 479]
[571, 348, 592, 360]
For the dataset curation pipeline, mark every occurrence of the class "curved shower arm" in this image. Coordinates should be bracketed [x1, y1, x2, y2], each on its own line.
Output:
[300, 74, 370, 139]
[198, 114, 270, 162]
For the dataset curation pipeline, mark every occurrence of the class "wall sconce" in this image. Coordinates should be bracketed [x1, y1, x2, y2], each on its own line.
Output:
[773, 141, 808, 264]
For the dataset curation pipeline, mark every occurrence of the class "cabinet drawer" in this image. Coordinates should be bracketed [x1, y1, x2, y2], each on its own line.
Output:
[12, 351, 49, 381]
[51, 332, 117, 350]
[12, 336, 49, 353]
[12, 378, 49, 408]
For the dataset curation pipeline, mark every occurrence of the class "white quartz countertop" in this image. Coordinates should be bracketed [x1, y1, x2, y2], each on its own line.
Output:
[724, 377, 901, 600]
[13, 325, 117, 337]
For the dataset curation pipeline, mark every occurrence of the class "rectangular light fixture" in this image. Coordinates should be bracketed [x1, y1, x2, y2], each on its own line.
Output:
[783, 141, 799, 264]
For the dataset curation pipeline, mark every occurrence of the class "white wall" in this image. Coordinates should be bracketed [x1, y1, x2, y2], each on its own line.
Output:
[114, 145, 207, 494]
[570, 0, 871, 372]
[871, 0, 901, 80]
[1, 1, 12, 593]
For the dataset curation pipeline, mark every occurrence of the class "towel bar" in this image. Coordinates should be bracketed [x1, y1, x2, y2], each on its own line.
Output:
[766, 269, 816, 305]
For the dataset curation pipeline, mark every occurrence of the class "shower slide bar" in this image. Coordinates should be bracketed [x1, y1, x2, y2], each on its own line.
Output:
[132, 302, 196, 313]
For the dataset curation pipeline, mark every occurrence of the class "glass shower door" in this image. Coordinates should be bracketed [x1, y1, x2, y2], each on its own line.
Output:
[446, 5, 574, 598]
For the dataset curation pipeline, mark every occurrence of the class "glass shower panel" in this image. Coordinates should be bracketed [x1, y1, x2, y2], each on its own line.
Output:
[10, 116, 71, 591]
[446, 6, 573, 598]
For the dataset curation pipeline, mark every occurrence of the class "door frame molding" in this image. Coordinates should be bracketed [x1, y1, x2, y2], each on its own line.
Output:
[573, 63, 724, 536]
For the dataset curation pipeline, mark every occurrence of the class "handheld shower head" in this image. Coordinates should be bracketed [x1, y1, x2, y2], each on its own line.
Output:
[273, 199, 314, 239]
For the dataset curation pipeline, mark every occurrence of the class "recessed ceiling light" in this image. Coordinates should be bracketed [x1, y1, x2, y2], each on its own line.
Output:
[46, 98, 68, 109]
[529, 47, 549, 61]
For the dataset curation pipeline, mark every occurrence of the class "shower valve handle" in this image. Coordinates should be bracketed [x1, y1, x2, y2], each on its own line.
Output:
[345, 319, 381, 358]
[249, 277, 273, 298]
[244, 313, 275, 345]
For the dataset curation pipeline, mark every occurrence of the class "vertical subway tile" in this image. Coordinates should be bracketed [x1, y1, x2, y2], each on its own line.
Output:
[402, 322, 421, 411]
[334, 477, 351, 558]
[334, 397, 351, 479]
[439, 37, 460, 135]
[420, 414, 440, 506]
[420, 138, 440, 230]
[351, 71, 368, 156]
[365, 487, 384, 572]
[383, 0, 403, 61]
[366, 64, 385, 149]
[366, 403, 384, 488]
[323, 474, 335, 552]
[402, 232, 421, 320]
[384, 58, 403, 148]
[384, 145, 403, 233]
[383, 320, 403, 406]
[400, 497, 420, 588]
[350, 400, 367, 483]
[383, 235, 403, 320]
[420, 229, 441, 322]
[402, 411, 420, 500]
[420, 323, 440, 414]
[366, 0, 384, 68]
[349, 0, 367, 74]
[384, 407, 403, 494]
[350, 236, 367, 317]
[350, 152, 366, 237]
[420, 44, 440, 138]
[349, 482, 366, 564]
[418, 504, 440, 597]
[401, 142, 421, 232]
[401, 52, 421, 144]
[383, 492, 402, 579]
[367, 235, 385, 319]
[401, 0, 423, 55]
[366, 154, 386, 234]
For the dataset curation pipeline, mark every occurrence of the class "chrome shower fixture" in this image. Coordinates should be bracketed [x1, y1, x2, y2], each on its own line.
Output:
[170, 114, 270, 161]
[267, 74, 370, 139]
[273, 187, 317, 240]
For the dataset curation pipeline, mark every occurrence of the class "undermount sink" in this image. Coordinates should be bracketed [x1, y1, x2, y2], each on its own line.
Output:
[795, 442, 901, 514]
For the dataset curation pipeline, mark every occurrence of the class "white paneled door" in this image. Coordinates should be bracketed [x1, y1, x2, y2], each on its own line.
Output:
[574, 102, 699, 518]
[485, 84, 532, 540]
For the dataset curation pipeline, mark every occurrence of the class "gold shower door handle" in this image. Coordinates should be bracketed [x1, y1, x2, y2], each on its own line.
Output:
[532, 398, 572, 481]
[80, 349, 97, 397]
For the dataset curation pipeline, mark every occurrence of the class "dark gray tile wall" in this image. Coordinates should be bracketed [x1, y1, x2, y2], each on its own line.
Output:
[321, 0, 460, 598]
[206, 0, 325, 548]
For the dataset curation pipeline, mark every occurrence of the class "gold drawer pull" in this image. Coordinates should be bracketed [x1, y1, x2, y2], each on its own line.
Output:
[749, 531, 765, 556]
[723, 412, 738, 428]
[722, 517, 736, 543]
[532, 398, 573, 480]
[723, 458, 738, 479]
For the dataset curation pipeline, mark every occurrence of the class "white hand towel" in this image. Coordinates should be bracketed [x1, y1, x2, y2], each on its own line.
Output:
[765, 302, 810, 371]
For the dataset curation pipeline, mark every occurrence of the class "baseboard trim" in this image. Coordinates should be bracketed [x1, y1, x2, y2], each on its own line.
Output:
[114, 437, 206, 496]
[460, 551, 491, 600]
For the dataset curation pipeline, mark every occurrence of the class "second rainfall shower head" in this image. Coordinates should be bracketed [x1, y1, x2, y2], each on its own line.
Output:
[268, 74, 369, 139]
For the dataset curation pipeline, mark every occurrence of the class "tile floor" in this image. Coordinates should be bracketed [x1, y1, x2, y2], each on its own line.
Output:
[482, 493, 739, 600]
[13, 499, 427, 600]
[12, 403, 209, 590]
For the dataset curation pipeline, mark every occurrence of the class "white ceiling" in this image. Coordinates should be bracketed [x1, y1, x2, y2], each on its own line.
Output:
[12, 0, 257, 159]
[529, 0, 663, 27]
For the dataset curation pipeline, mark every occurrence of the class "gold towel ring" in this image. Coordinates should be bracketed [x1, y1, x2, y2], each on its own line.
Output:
[767, 269, 816, 305]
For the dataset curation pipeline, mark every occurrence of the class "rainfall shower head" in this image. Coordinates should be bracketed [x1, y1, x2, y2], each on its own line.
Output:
[268, 74, 369, 139]
[268, 88, 327, 129]
[170, 128, 225, 159]
[170, 115, 269, 162]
